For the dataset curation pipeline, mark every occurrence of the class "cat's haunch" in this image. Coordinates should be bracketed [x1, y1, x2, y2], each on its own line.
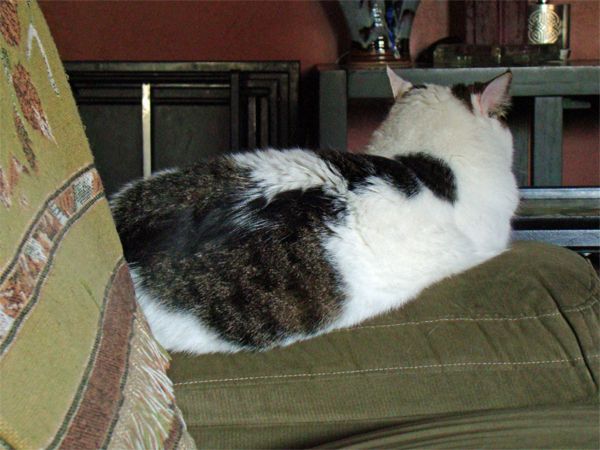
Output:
[111, 70, 518, 354]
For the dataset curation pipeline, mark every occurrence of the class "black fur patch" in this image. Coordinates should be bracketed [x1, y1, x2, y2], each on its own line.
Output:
[369, 155, 421, 197]
[451, 82, 488, 114]
[450, 84, 474, 112]
[395, 153, 457, 203]
[252, 187, 345, 234]
[316, 149, 420, 196]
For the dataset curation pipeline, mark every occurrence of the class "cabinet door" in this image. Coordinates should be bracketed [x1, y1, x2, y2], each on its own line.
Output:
[67, 62, 299, 197]
[151, 85, 232, 172]
[71, 85, 143, 196]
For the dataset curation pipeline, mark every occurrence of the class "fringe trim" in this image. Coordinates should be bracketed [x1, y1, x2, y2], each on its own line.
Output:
[107, 309, 195, 449]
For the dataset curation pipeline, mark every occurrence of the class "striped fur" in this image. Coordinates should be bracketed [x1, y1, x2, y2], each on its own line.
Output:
[111, 72, 518, 354]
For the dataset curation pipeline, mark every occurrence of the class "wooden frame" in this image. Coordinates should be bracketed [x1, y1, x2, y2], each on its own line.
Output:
[65, 61, 299, 195]
[514, 188, 599, 251]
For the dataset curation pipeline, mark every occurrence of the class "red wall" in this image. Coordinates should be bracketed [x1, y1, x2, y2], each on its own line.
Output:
[38, 0, 449, 72]
[39, 1, 339, 72]
[40, 0, 598, 186]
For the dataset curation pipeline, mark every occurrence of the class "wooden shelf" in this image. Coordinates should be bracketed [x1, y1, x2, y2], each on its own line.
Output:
[317, 65, 600, 252]
[317, 62, 599, 187]
[513, 188, 599, 251]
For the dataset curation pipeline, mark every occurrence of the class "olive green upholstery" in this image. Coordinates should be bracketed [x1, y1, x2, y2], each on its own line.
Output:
[1, 1, 598, 449]
[169, 242, 599, 448]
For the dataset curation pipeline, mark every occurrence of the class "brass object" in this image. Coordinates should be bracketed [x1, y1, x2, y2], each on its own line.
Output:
[527, 0, 570, 60]
[142, 83, 152, 178]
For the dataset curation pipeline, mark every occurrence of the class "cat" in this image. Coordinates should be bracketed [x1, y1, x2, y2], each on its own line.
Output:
[110, 68, 519, 354]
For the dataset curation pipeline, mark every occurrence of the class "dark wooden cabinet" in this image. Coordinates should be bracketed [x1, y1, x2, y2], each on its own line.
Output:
[66, 62, 299, 196]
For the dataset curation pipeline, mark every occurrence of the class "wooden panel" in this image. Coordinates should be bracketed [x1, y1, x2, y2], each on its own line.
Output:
[245, 77, 279, 147]
[230, 71, 240, 151]
[247, 96, 257, 150]
[78, 103, 142, 196]
[464, 0, 527, 45]
[247, 73, 293, 146]
[259, 97, 269, 149]
[66, 61, 299, 193]
[319, 69, 347, 151]
[508, 97, 533, 187]
[533, 97, 563, 186]
[152, 103, 230, 171]
[498, 0, 528, 45]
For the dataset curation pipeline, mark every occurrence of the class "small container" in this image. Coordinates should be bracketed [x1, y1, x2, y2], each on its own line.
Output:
[527, 0, 570, 60]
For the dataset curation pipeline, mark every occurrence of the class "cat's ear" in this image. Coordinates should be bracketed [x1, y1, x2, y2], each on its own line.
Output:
[386, 66, 412, 98]
[476, 71, 512, 117]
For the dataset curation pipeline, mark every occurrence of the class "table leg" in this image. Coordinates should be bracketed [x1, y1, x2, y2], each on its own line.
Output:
[319, 69, 347, 151]
[533, 97, 563, 186]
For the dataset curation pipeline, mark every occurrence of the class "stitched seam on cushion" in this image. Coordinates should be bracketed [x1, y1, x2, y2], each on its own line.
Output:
[563, 294, 600, 315]
[587, 255, 597, 295]
[185, 406, 599, 428]
[345, 292, 599, 332]
[174, 354, 600, 386]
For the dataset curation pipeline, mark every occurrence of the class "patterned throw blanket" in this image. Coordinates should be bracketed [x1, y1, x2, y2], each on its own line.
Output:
[0, 1, 195, 448]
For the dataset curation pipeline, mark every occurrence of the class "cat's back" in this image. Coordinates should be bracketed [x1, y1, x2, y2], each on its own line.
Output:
[111, 147, 466, 280]
[110, 149, 353, 350]
[110, 157, 244, 265]
[111, 148, 475, 348]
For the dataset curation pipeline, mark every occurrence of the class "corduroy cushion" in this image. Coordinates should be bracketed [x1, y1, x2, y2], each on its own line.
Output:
[0, 2, 195, 448]
[169, 242, 599, 449]
[315, 404, 599, 449]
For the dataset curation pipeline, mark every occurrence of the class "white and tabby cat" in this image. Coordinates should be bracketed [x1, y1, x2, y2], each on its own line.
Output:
[111, 69, 518, 354]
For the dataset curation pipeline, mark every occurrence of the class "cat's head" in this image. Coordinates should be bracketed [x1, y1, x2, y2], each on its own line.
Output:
[368, 68, 514, 169]
[387, 66, 512, 119]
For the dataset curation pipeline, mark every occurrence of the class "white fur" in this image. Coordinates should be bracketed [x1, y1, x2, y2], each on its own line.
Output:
[130, 79, 518, 354]
[130, 268, 241, 354]
[230, 148, 347, 200]
[387, 65, 413, 98]
[366, 84, 518, 256]
[318, 84, 518, 331]
[323, 184, 482, 330]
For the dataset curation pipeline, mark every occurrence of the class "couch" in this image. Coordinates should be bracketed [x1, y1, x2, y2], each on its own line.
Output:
[1, 2, 598, 448]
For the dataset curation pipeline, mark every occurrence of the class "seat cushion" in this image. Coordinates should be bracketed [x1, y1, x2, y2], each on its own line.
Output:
[0, 2, 194, 448]
[169, 241, 599, 448]
[314, 404, 599, 449]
